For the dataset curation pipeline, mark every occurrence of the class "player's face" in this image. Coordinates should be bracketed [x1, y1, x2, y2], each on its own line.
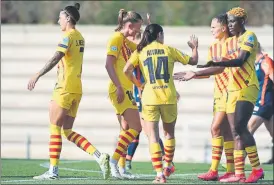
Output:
[128, 20, 143, 37]
[58, 12, 68, 31]
[210, 18, 226, 40]
[227, 15, 242, 36]
[157, 32, 164, 44]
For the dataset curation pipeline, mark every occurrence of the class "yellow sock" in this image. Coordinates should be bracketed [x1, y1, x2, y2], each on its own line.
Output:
[224, 141, 234, 172]
[112, 129, 139, 162]
[49, 124, 62, 166]
[210, 136, 223, 171]
[118, 130, 127, 168]
[245, 146, 260, 169]
[234, 150, 245, 176]
[164, 139, 175, 167]
[62, 129, 100, 158]
[150, 142, 163, 172]
[118, 151, 126, 169]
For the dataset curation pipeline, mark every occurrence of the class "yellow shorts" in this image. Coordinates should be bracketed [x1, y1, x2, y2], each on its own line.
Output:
[109, 88, 138, 115]
[226, 85, 259, 114]
[52, 90, 82, 117]
[142, 104, 177, 123]
[213, 93, 227, 114]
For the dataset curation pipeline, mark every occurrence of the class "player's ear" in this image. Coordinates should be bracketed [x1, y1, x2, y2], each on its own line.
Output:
[66, 16, 71, 22]
[240, 18, 245, 25]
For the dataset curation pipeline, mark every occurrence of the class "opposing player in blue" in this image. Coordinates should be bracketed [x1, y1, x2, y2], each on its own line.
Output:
[248, 42, 273, 164]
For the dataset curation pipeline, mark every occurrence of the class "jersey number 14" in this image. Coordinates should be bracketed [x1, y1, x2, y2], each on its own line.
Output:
[144, 56, 170, 84]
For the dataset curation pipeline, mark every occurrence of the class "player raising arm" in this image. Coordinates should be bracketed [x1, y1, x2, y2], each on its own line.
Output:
[175, 7, 264, 183]
[124, 23, 198, 183]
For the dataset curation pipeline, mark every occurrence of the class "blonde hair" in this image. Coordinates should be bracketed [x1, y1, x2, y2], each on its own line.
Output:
[227, 7, 248, 21]
[115, 9, 143, 31]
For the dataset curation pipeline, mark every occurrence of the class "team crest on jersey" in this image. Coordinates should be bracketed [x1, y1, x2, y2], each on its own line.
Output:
[247, 35, 254, 43]
[62, 37, 69, 45]
[111, 46, 118, 51]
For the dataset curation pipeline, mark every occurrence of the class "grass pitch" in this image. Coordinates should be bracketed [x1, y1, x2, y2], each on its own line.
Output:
[1, 159, 273, 184]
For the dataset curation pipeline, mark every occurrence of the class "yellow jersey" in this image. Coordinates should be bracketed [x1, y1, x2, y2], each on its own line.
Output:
[107, 32, 137, 93]
[207, 40, 229, 98]
[55, 29, 84, 94]
[128, 41, 190, 105]
[222, 30, 259, 91]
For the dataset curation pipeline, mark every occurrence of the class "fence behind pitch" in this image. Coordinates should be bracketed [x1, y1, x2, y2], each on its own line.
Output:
[1, 25, 273, 162]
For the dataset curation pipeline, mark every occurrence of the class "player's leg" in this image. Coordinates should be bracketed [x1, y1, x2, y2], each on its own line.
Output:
[160, 104, 177, 178]
[220, 116, 235, 178]
[109, 90, 141, 179]
[222, 86, 264, 183]
[33, 96, 69, 180]
[116, 116, 136, 179]
[61, 95, 110, 179]
[117, 115, 128, 174]
[248, 115, 264, 135]
[220, 90, 246, 183]
[264, 115, 273, 138]
[126, 105, 143, 171]
[263, 116, 273, 164]
[198, 111, 225, 181]
[253, 103, 273, 164]
[234, 101, 264, 183]
[143, 105, 166, 183]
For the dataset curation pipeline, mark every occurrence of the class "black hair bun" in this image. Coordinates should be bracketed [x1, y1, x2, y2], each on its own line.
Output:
[74, 3, 80, 10]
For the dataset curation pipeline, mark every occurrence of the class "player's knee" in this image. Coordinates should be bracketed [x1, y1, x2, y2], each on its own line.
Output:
[234, 123, 244, 135]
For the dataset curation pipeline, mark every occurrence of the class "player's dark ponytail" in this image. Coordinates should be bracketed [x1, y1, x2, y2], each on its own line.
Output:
[63, 3, 81, 25]
[137, 24, 163, 52]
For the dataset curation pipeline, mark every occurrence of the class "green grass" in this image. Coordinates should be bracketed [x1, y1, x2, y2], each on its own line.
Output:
[1, 159, 273, 184]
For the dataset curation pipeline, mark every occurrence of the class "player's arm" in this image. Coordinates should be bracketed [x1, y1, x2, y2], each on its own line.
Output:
[123, 51, 143, 88]
[38, 52, 65, 78]
[187, 35, 198, 65]
[105, 35, 123, 88]
[194, 46, 214, 79]
[262, 57, 274, 82]
[27, 36, 69, 91]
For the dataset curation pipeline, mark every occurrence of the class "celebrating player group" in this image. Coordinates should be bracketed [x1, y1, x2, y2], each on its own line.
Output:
[27, 2, 273, 184]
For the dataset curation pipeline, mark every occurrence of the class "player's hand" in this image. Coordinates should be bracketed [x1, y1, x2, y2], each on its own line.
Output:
[197, 61, 215, 68]
[27, 73, 40, 91]
[116, 86, 125, 104]
[174, 71, 196, 81]
[187, 34, 198, 49]
[147, 13, 151, 24]
[173, 72, 186, 80]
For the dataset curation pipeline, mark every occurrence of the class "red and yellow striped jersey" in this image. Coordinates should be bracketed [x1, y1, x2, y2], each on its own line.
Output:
[222, 30, 259, 91]
[207, 40, 229, 98]
[107, 32, 137, 93]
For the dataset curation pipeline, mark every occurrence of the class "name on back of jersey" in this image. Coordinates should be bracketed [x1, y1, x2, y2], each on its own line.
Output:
[147, 49, 165, 56]
[76, 40, 85, 46]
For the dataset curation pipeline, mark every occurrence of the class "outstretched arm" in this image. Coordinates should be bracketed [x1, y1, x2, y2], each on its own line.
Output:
[208, 50, 250, 67]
